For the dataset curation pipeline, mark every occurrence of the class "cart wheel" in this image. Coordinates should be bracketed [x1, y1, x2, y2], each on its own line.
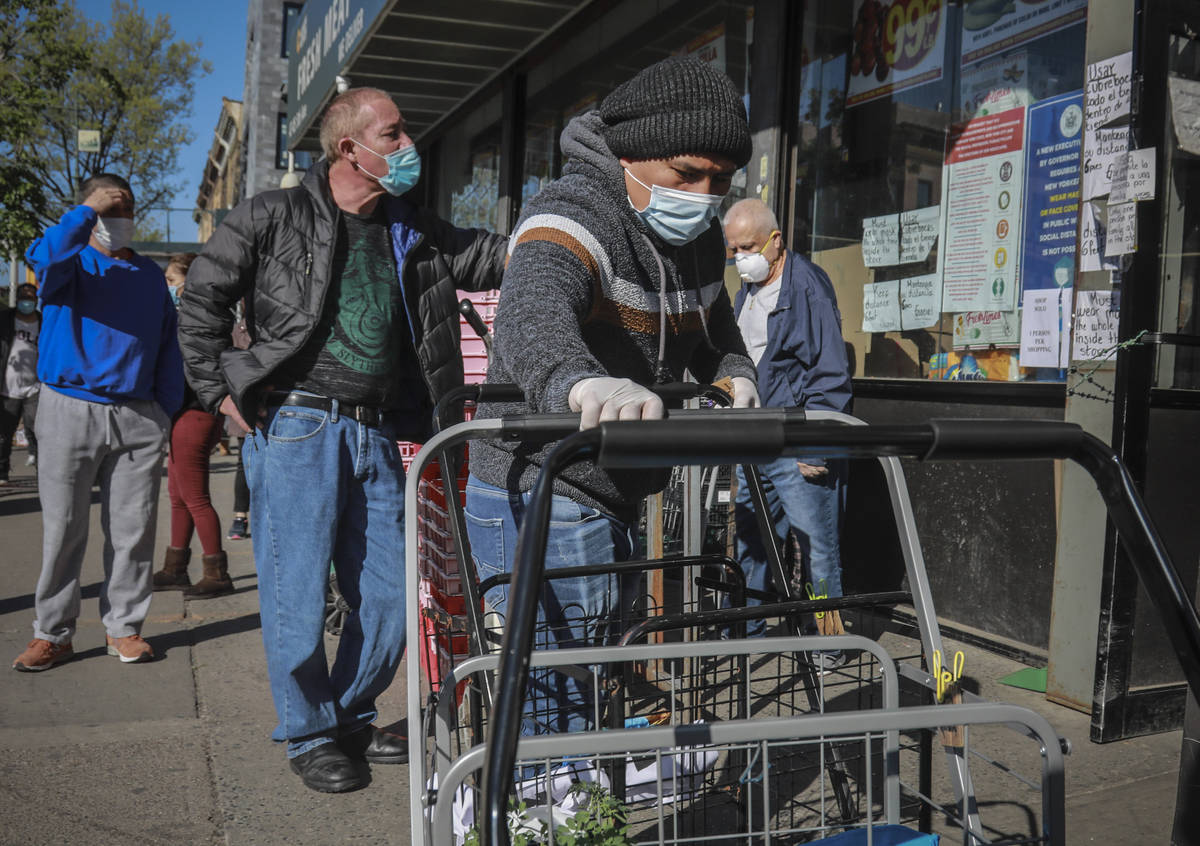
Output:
[325, 567, 350, 637]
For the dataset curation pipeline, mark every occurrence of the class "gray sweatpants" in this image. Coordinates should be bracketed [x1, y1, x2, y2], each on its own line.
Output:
[33, 387, 169, 643]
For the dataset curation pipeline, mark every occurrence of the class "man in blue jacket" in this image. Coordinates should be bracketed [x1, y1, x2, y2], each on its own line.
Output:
[724, 199, 852, 655]
[13, 174, 183, 673]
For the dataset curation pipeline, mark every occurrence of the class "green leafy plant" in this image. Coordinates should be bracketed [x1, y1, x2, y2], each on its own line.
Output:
[462, 782, 632, 845]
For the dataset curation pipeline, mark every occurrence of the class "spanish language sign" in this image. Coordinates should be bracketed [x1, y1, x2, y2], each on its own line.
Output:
[900, 274, 940, 329]
[847, 0, 947, 107]
[961, 0, 1087, 66]
[1085, 52, 1132, 132]
[941, 105, 1025, 312]
[1021, 90, 1083, 293]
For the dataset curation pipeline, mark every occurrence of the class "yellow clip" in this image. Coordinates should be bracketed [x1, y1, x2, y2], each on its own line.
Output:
[933, 649, 965, 703]
[805, 581, 828, 619]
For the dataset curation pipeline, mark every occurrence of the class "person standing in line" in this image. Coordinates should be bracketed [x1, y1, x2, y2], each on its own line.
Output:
[723, 198, 852, 657]
[0, 282, 42, 484]
[152, 252, 234, 598]
[13, 173, 183, 672]
[179, 87, 507, 793]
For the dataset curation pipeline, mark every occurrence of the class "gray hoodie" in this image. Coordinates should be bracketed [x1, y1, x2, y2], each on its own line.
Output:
[468, 111, 755, 520]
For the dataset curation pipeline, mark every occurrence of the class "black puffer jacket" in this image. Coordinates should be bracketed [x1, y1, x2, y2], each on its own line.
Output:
[178, 160, 507, 437]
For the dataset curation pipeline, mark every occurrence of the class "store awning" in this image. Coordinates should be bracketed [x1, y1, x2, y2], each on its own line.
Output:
[287, 0, 586, 151]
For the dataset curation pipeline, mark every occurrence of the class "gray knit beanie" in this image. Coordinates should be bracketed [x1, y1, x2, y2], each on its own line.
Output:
[599, 56, 751, 168]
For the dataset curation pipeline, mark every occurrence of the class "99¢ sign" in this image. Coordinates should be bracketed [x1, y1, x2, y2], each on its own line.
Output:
[848, 0, 945, 107]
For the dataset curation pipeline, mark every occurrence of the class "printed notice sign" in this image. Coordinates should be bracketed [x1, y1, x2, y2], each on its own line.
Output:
[862, 280, 901, 333]
[1072, 289, 1119, 360]
[1020, 288, 1072, 368]
[1082, 126, 1130, 200]
[900, 274, 941, 329]
[1085, 52, 1132, 132]
[862, 214, 900, 267]
[941, 106, 1025, 312]
[1105, 201, 1137, 257]
[953, 309, 1020, 348]
[899, 206, 941, 264]
[961, 0, 1087, 66]
[847, 0, 947, 107]
[1022, 91, 1083, 293]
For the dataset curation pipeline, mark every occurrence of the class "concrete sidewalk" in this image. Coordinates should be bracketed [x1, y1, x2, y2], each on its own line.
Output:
[0, 444, 1186, 844]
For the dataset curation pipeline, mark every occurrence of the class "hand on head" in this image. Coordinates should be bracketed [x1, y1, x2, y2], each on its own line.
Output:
[83, 187, 133, 218]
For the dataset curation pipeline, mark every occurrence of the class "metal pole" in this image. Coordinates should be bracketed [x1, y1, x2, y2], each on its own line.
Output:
[9, 254, 18, 306]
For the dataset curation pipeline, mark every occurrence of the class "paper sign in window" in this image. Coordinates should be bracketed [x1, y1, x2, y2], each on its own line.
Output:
[1020, 288, 1072, 369]
[899, 206, 941, 264]
[1072, 289, 1119, 361]
[900, 274, 941, 330]
[862, 280, 901, 333]
[861, 214, 900, 267]
[1105, 202, 1137, 257]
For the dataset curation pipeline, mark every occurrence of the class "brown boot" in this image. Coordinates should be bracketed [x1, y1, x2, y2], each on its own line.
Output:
[152, 547, 191, 591]
[184, 552, 234, 599]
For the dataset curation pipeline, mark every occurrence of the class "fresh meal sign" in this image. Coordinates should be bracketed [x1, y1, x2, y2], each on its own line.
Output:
[847, 0, 946, 107]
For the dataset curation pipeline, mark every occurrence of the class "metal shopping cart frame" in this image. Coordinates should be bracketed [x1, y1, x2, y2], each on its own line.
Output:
[477, 411, 1200, 846]
[405, 406, 996, 843]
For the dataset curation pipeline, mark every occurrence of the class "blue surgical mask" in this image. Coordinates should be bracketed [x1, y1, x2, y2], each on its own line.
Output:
[168, 286, 181, 307]
[353, 139, 421, 196]
[625, 168, 724, 246]
[17, 299, 36, 315]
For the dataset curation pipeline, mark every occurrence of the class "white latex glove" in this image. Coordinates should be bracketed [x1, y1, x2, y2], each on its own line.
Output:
[731, 376, 760, 409]
[568, 376, 665, 430]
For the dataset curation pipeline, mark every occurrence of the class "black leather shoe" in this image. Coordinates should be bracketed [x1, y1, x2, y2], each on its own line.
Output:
[288, 743, 365, 793]
[339, 724, 409, 764]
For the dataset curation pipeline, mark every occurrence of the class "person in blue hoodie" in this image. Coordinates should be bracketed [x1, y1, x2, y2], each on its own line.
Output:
[724, 199, 853, 660]
[12, 174, 184, 673]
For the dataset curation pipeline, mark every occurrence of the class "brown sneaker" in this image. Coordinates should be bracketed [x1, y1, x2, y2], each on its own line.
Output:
[12, 638, 74, 672]
[106, 634, 154, 664]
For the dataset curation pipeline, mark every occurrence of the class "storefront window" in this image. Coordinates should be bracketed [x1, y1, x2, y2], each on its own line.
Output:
[1158, 34, 1200, 390]
[436, 93, 503, 231]
[519, 2, 757, 217]
[792, 1, 1088, 382]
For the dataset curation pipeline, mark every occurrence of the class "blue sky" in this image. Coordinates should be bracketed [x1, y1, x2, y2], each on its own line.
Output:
[74, 0, 249, 243]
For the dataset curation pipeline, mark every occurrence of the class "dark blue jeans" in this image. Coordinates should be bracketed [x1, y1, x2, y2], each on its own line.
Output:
[734, 458, 847, 635]
[464, 474, 635, 736]
[243, 401, 408, 758]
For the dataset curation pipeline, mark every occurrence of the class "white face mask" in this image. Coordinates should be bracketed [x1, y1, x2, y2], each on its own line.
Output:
[734, 230, 778, 283]
[93, 216, 135, 251]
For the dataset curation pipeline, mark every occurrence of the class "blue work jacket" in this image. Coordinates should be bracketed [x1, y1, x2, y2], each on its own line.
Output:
[733, 250, 852, 414]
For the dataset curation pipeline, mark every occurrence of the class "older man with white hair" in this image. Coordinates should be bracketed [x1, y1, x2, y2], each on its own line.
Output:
[724, 198, 852, 657]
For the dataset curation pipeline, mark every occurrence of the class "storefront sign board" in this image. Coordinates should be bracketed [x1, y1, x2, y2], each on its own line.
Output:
[287, 0, 389, 143]
[862, 280, 901, 333]
[941, 106, 1025, 312]
[900, 274, 940, 329]
[1020, 287, 1072, 368]
[1021, 90, 1082, 293]
[846, 0, 947, 107]
[1072, 289, 1119, 360]
[961, 0, 1086, 67]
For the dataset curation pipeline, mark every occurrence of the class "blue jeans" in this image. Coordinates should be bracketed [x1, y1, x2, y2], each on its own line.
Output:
[243, 400, 408, 758]
[734, 458, 847, 635]
[463, 475, 635, 736]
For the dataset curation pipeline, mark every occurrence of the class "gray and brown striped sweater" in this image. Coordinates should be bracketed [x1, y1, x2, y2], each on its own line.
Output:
[468, 111, 756, 520]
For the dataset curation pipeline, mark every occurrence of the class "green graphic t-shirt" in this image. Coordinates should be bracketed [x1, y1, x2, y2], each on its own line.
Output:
[284, 205, 420, 409]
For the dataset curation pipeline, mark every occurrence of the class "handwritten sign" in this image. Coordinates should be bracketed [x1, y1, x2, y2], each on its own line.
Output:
[1125, 147, 1156, 201]
[1105, 201, 1137, 256]
[1082, 126, 1129, 200]
[862, 214, 900, 267]
[899, 206, 941, 264]
[1072, 289, 1119, 360]
[862, 280, 901, 333]
[1020, 288, 1072, 368]
[900, 274, 940, 329]
[1080, 201, 1119, 272]
[1169, 75, 1200, 157]
[1085, 52, 1132, 132]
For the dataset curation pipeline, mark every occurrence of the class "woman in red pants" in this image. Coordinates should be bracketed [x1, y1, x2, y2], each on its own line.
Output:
[152, 253, 233, 598]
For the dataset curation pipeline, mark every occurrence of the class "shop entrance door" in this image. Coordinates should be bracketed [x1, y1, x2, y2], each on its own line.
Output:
[1092, 0, 1200, 743]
